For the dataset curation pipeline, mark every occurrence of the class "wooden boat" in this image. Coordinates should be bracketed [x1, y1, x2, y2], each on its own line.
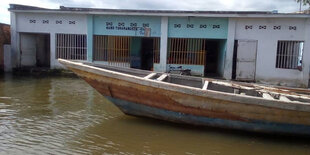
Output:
[59, 59, 310, 136]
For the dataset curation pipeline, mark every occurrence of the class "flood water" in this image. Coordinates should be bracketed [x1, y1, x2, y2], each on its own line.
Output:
[0, 74, 309, 154]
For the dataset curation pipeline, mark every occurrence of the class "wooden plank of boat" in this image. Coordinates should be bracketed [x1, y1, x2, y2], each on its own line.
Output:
[262, 93, 274, 100]
[202, 81, 209, 90]
[279, 96, 291, 102]
[144, 73, 157, 79]
[58, 59, 310, 136]
[157, 74, 168, 81]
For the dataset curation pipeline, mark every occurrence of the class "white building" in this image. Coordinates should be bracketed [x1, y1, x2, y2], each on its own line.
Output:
[9, 4, 310, 87]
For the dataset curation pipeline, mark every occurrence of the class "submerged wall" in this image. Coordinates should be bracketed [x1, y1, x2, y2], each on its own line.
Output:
[12, 12, 87, 68]
[0, 23, 11, 71]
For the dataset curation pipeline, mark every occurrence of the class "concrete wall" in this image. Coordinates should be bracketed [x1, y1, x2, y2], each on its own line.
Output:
[4, 44, 11, 72]
[217, 40, 227, 77]
[12, 12, 87, 68]
[168, 17, 228, 39]
[10, 11, 310, 87]
[0, 23, 10, 71]
[234, 18, 310, 87]
[93, 15, 161, 37]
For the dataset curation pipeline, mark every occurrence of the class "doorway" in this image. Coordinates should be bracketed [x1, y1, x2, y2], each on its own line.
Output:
[130, 37, 158, 71]
[204, 39, 226, 77]
[141, 38, 154, 70]
[20, 33, 50, 68]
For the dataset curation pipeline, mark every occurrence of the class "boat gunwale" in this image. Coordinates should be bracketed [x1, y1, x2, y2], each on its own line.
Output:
[58, 59, 310, 112]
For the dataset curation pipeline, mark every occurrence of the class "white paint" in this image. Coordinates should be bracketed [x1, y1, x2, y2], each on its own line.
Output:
[20, 33, 37, 66]
[16, 13, 87, 34]
[159, 17, 168, 72]
[10, 12, 18, 68]
[12, 12, 87, 69]
[4, 44, 11, 72]
[236, 40, 257, 81]
[9, 9, 310, 88]
[93, 61, 130, 68]
[303, 19, 310, 87]
[223, 18, 236, 79]
[235, 18, 309, 87]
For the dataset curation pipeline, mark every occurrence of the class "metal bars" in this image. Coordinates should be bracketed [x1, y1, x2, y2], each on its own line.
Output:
[56, 34, 87, 60]
[153, 38, 160, 63]
[167, 38, 206, 65]
[276, 41, 303, 69]
[93, 35, 131, 67]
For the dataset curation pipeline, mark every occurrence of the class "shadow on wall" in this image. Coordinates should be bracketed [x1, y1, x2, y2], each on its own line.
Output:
[0, 23, 11, 71]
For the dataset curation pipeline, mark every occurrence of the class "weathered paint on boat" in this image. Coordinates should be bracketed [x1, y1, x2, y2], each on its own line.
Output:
[59, 59, 310, 135]
[107, 97, 310, 135]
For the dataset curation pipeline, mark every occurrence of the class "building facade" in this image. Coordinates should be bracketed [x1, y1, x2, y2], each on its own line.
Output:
[9, 4, 310, 87]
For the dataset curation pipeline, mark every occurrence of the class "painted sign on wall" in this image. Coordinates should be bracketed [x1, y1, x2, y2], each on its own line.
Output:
[93, 15, 161, 37]
[168, 17, 228, 39]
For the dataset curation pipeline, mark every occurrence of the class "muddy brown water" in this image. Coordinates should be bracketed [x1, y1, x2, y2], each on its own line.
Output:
[0, 74, 309, 154]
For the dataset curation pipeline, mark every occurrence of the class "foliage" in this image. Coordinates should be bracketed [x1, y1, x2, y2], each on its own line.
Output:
[296, 0, 310, 6]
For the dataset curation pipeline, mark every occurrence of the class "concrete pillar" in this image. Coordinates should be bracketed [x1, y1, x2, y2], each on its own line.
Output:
[4, 44, 11, 72]
[87, 15, 93, 62]
[50, 33, 56, 68]
[10, 12, 19, 68]
[223, 18, 236, 80]
[302, 18, 310, 87]
[159, 17, 168, 72]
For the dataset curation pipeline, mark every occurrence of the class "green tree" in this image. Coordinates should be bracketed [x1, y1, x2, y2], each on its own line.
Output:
[296, 0, 310, 5]
[296, 0, 310, 11]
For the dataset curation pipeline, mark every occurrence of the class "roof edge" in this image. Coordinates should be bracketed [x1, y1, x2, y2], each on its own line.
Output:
[8, 4, 310, 17]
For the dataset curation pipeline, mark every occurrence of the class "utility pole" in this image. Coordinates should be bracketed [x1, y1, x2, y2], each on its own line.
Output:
[300, 0, 302, 12]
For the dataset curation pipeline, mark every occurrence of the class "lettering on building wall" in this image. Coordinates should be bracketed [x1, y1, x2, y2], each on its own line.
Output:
[105, 21, 151, 33]
[259, 25, 267, 29]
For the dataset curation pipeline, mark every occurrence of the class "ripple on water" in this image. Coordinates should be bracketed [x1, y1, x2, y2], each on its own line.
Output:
[0, 75, 310, 155]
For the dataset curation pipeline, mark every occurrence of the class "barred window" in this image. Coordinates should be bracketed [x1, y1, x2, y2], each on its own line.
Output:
[56, 34, 87, 60]
[276, 41, 303, 69]
[167, 38, 206, 65]
[93, 36, 131, 64]
[153, 38, 160, 63]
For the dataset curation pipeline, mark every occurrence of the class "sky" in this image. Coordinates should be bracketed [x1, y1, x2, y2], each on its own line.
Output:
[0, 0, 309, 24]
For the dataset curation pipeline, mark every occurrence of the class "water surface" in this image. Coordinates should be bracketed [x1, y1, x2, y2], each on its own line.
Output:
[0, 74, 309, 154]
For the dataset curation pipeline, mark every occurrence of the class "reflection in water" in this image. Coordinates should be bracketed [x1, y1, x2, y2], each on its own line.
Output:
[0, 74, 309, 154]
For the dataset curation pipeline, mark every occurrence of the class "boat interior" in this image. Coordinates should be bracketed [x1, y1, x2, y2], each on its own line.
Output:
[84, 62, 310, 104]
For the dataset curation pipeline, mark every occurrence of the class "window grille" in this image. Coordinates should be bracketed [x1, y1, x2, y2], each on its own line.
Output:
[276, 41, 303, 69]
[93, 36, 131, 66]
[153, 38, 160, 63]
[56, 34, 87, 60]
[167, 38, 206, 65]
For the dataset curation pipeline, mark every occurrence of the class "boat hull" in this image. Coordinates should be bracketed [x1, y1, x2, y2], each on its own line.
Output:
[59, 60, 310, 136]
[107, 96, 310, 135]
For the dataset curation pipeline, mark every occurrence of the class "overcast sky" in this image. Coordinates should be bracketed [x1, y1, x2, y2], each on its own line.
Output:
[0, 0, 309, 24]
